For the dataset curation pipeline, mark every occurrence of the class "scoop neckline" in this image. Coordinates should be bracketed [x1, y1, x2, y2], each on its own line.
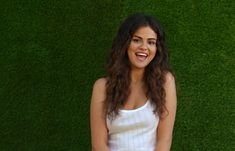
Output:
[119, 100, 149, 112]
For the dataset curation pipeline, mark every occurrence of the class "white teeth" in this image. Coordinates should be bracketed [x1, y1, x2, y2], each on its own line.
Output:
[136, 52, 148, 57]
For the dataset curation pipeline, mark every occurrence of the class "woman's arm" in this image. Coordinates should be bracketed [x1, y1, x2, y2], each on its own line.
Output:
[155, 72, 177, 151]
[90, 78, 110, 151]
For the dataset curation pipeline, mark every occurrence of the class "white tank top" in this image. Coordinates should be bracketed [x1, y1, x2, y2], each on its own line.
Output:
[106, 100, 159, 151]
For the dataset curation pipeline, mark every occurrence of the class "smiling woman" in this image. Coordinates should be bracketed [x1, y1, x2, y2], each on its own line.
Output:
[90, 13, 177, 151]
[128, 26, 157, 69]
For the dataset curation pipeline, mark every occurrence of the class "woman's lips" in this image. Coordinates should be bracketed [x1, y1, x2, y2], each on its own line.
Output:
[135, 52, 148, 61]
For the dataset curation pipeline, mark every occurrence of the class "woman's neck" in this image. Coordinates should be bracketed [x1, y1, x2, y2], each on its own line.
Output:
[130, 68, 145, 84]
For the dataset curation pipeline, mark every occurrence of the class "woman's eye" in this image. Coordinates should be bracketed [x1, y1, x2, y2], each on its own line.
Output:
[132, 39, 140, 43]
[148, 41, 156, 45]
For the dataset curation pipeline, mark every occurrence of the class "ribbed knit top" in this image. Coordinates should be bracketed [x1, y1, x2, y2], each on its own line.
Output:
[106, 100, 159, 151]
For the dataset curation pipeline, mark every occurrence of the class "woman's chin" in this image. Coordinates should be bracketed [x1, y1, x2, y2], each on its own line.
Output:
[130, 63, 149, 69]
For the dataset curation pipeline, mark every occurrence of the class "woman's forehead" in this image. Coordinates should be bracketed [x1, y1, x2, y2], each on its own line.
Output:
[133, 26, 157, 39]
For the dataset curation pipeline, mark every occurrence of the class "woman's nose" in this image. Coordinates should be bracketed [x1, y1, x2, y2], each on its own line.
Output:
[139, 41, 148, 50]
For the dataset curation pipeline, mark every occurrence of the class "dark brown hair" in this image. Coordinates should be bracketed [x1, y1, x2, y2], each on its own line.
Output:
[104, 13, 173, 120]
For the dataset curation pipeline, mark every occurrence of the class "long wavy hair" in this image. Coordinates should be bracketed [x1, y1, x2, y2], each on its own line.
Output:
[104, 13, 174, 120]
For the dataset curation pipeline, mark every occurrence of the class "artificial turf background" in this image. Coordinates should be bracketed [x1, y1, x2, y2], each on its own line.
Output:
[0, 0, 234, 150]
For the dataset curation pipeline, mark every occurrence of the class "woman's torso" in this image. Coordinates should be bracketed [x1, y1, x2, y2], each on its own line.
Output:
[106, 100, 159, 151]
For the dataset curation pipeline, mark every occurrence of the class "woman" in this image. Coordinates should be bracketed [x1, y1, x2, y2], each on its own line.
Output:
[90, 13, 177, 151]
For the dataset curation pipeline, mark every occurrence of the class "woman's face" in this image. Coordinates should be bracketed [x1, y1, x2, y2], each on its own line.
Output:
[127, 26, 157, 70]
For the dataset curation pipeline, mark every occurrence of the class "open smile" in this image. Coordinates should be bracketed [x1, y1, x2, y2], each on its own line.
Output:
[135, 52, 148, 61]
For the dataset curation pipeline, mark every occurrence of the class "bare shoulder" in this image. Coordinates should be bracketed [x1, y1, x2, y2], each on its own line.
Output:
[91, 77, 107, 103]
[93, 77, 107, 92]
[164, 72, 175, 85]
[163, 72, 177, 106]
[163, 72, 177, 101]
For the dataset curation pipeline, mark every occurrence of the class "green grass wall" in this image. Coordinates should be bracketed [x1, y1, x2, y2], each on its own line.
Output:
[0, 0, 234, 150]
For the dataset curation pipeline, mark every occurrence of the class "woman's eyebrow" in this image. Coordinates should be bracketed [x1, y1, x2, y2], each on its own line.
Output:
[133, 35, 157, 41]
